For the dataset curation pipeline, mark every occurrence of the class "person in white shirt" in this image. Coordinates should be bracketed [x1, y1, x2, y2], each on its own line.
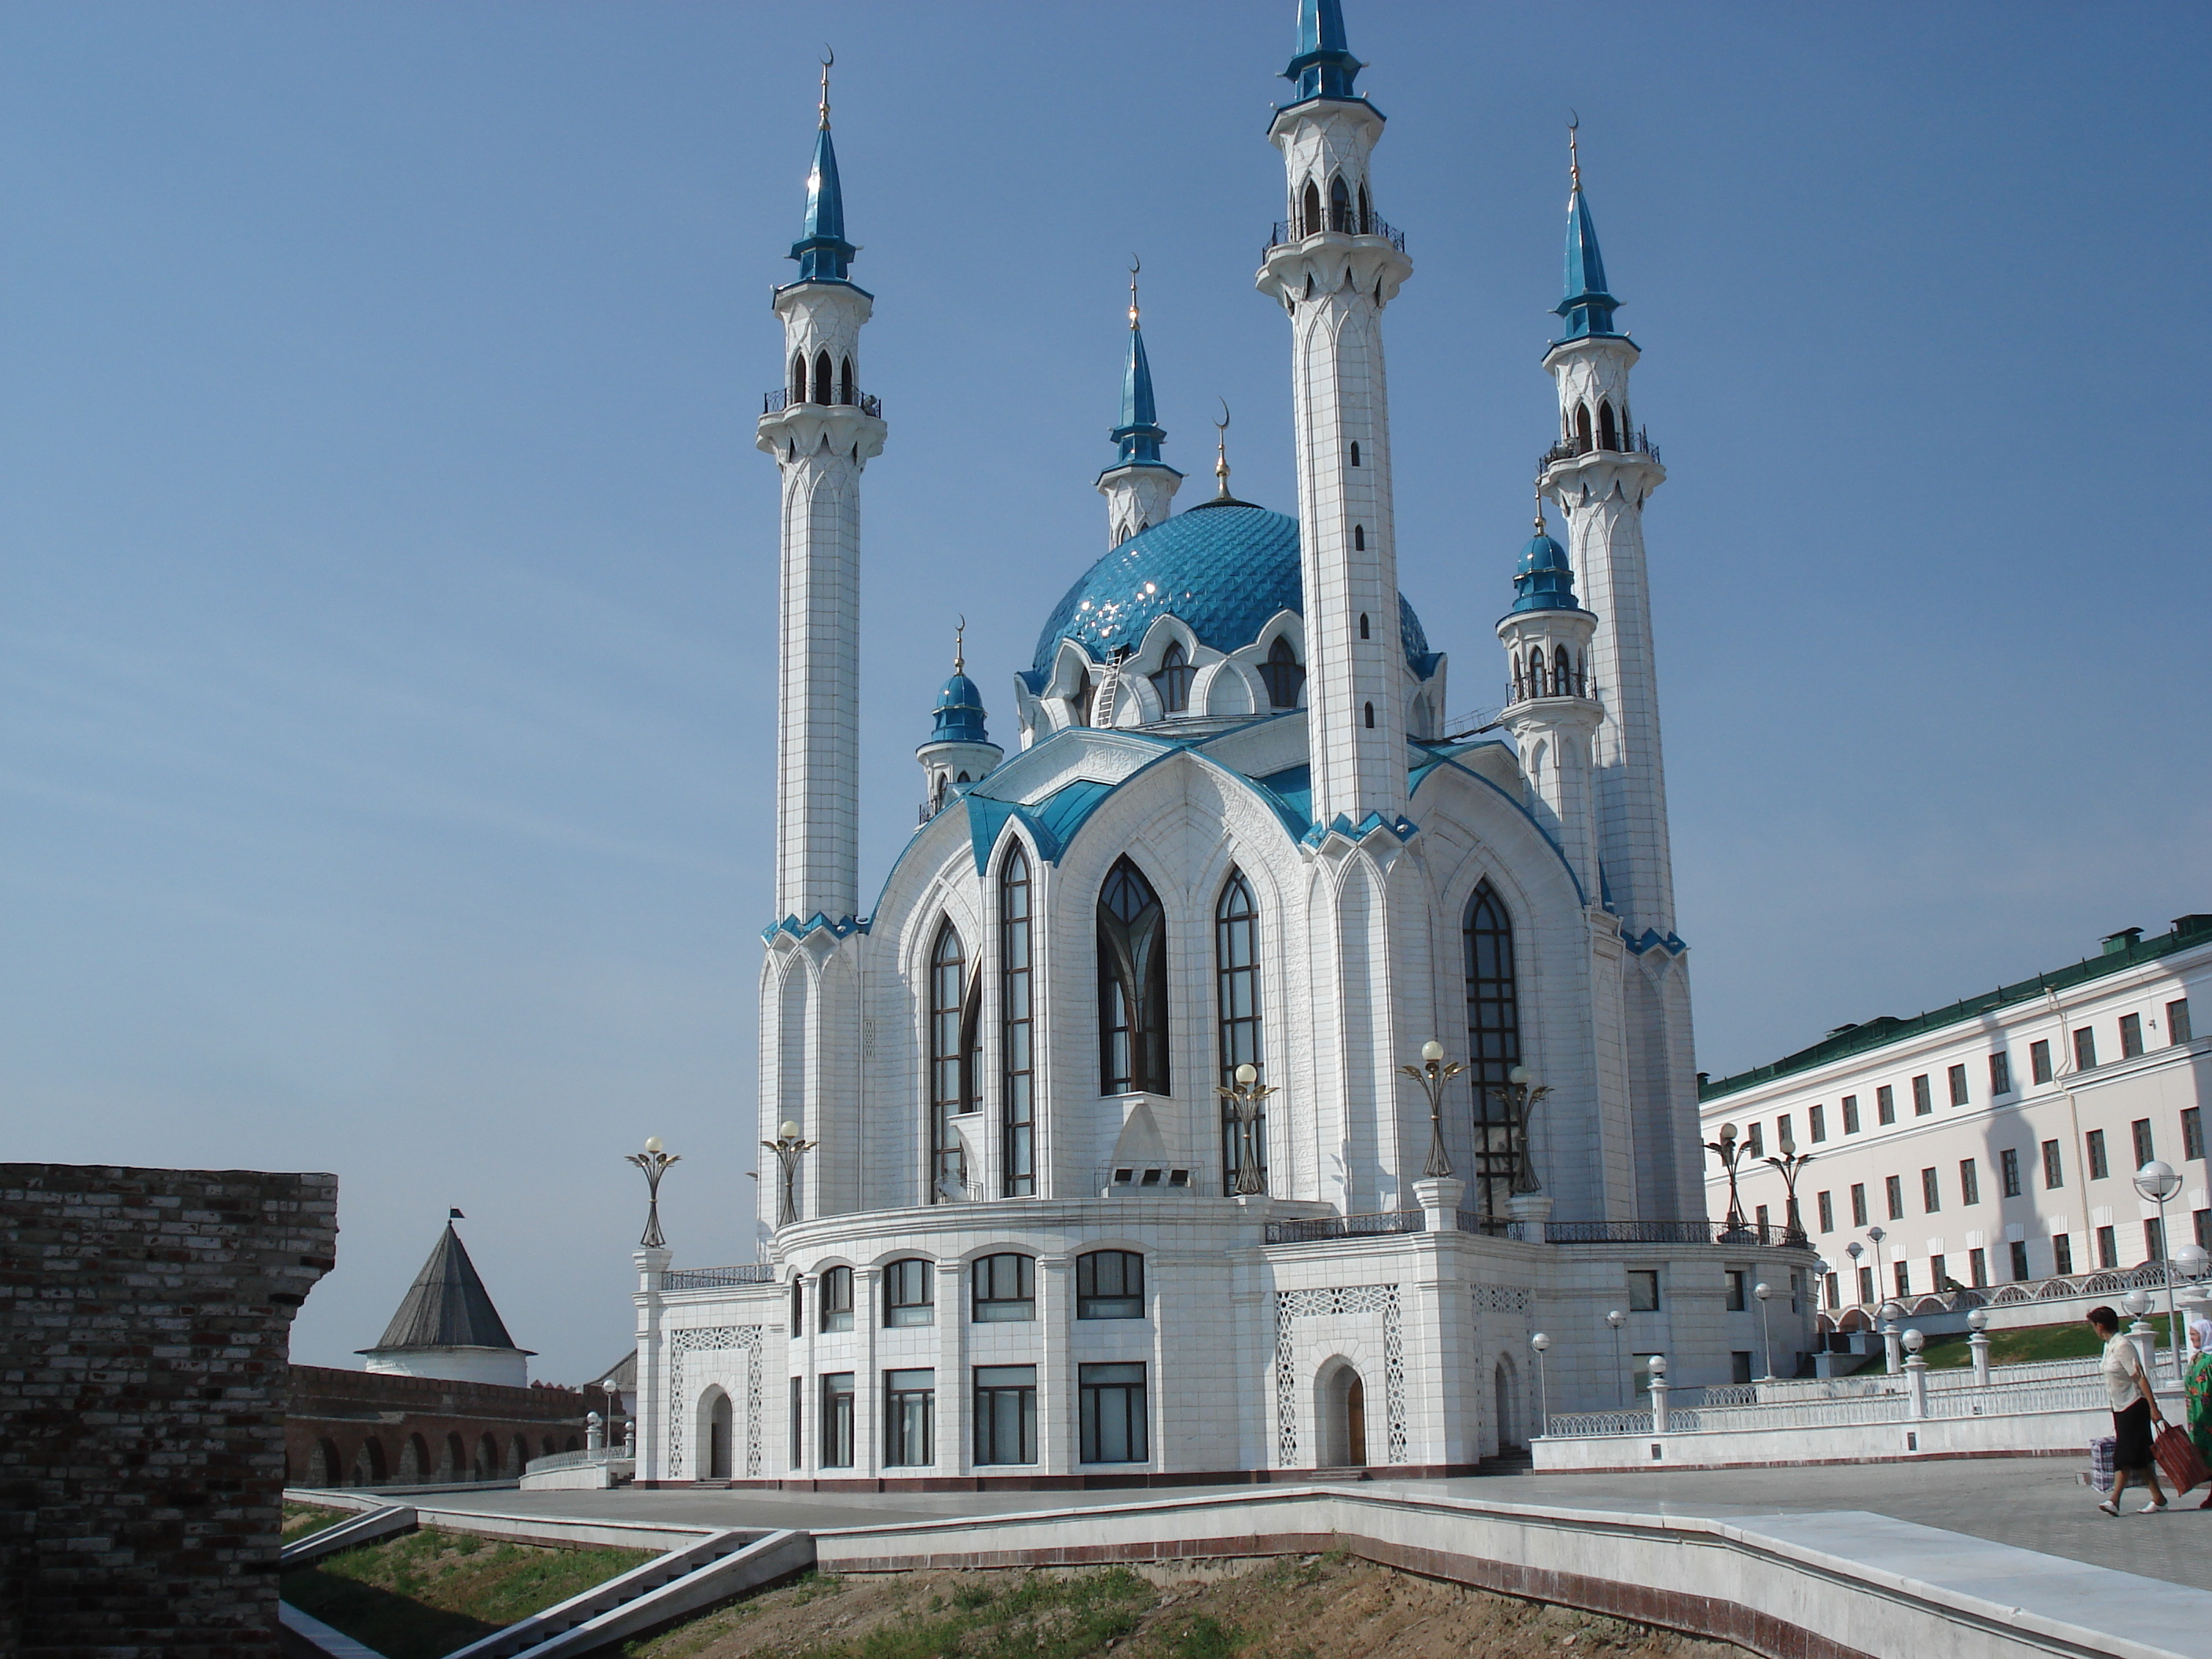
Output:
[2090, 1306, 2168, 1516]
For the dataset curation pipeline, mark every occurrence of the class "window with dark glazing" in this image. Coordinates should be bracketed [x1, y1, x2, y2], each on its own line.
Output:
[1098, 859, 1170, 1096]
[1076, 1250, 1144, 1319]
[971, 1254, 1035, 1322]
[1217, 870, 1265, 1193]
[1463, 881, 1521, 1218]
[1001, 847, 1035, 1196]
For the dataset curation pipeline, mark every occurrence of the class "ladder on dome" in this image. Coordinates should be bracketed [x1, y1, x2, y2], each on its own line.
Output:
[1090, 661, 1123, 727]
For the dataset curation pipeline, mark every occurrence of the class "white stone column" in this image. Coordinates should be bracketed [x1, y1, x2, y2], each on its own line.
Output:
[631, 1247, 670, 1483]
[1038, 1253, 1075, 1477]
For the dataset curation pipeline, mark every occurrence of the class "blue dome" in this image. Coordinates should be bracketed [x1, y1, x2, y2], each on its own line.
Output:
[1509, 529, 1579, 613]
[928, 670, 990, 745]
[1031, 501, 1431, 675]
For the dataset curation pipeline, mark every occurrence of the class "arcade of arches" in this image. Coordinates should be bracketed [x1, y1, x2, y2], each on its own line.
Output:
[285, 1365, 596, 1488]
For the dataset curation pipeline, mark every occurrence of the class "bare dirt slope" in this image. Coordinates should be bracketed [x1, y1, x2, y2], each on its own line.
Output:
[625, 1551, 1752, 1659]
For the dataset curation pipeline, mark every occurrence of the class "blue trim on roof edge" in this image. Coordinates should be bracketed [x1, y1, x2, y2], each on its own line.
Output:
[763, 912, 870, 943]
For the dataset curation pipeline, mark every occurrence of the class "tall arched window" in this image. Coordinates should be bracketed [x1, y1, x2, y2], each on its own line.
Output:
[1598, 399, 1618, 451]
[838, 356, 855, 405]
[1329, 175, 1353, 233]
[1216, 870, 1265, 1193]
[1529, 648, 1546, 697]
[1000, 847, 1035, 1196]
[929, 922, 969, 1201]
[1148, 640, 1194, 714]
[1358, 613, 1370, 639]
[1353, 525, 1364, 551]
[1357, 181, 1372, 234]
[1098, 858, 1169, 1096]
[791, 352, 807, 401]
[1554, 646, 1573, 698]
[1364, 701, 1375, 728]
[1260, 636, 1305, 709]
[1349, 441, 1361, 467]
[1573, 402, 1593, 452]
[1512, 655, 1526, 701]
[1463, 881, 1523, 1218]
[812, 350, 833, 405]
[1301, 179, 1323, 238]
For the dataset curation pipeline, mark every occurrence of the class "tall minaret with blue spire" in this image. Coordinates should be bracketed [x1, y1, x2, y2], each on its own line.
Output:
[757, 59, 884, 929]
[1536, 125, 1699, 1221]
[1255, 0, 1413, 833]
[1096, 262, 1181, 547]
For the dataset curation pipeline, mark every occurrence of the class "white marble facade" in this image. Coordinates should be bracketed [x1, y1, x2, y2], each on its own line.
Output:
[631, 5, 1814, 1488]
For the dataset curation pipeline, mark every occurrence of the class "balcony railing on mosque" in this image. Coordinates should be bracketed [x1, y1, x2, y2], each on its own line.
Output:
[1538, 427, 1661, 471]
[762, 387, 883, 419]
[1265, 214, 1407, 255]
[660, 1264, 779, 1291]
[1265, 1211, 1812, 1247]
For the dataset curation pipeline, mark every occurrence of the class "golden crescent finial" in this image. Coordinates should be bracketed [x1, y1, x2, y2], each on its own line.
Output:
[1128, 253, 1141, 328]
[954, 614, 966, 673]
[1533, 487, 1547, 533]
[1566, 110, 1580, 192]
[819, 46, 834, 129]
[1213, 401, 1232, 499]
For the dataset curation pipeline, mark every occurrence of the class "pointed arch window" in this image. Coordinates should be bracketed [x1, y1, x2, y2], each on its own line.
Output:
[791, 352, 807, 401]
[1598, 399, 1618, 451]
[1260, 636, 1306, 709]
[1098, 858, 1169, 1096]
[1512, 654, 1526, 701]
[1329, 175, 1353, 233]
[811, 350, 833, 405]
[1528, 648, 1546, 697]
[1463, 881, 1524, 1218]
[1573, 402, 1593, 453]
[1348, 441, 1361, 467]
[1364, 701, 1375, 728]
[1301, 179, 1323, 239]
[1216, 870, 1265, 1193]
[1148, 640, 1194, 714]
[1554, 646, 1573, 698]
[838, 356, 855, 405]
[1069, 668, 1095, 730]
[1001, 847, 1035, 1196]
[928, 921, 971, 1202]
[1359, 613, 1370, 639]
[1357, 181, 1372, 235]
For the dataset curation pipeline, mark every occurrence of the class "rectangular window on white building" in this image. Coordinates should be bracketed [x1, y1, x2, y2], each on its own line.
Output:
[1817, 1190, 1835, 1232]
[1810, 1104, 1827, 1142]
[2196, 1210, 2210, 1252]
[1755, 1203, 1771, 1234]
[1731, 1351, 1754, 1384]
[1959, 1159, 1980, 1206]
[2184, 1108, 2203, 1163]
[1930, 1253, 1948, 1290]
[884, 1369, 935, 1467]
[1921, 1168, 1940, 1214]
[2133, 1119, 2155, 1168]
[2031, 1040, 2053, 1085]
[1857, 1264, 1875, 1304]
[1894, 1262, 1911, 1297]
[1947, 1064, 1968, 1106]
[972, 1366, 1038, 1466]
[2001, 1148, 2022, 1197]
[820, 1373, 855, 1469]
[1969, 1247, 1988, 1288]
[1745, 1122, 1764, 1157]
[2086, 1130, 2109, 1181]
[1843, 1095, 1862, 1133]
[1990, 1052, 2012, 1096]
[1778, 1113, 1793, 1149]
[1725, 1269, 1747, 1310]
[1877, 1086, 1896, 1126]
[2075, 1028, 2098, 1071]
[1912, 1075, 1933, 1116]
[1884, 1175, 1904, 1220]
[2170, 999, 2194, 1045]
[2043, 1140, 2064, 1189]
[2096, 1226, 2117, 1270]
[2009, 1240, 2030, 1281]
[2053, 1233, 2075, 1275]
[1824, 1270, 1840, 1308]
[2121, 1013, 2144, 1058]
[1628, 1269, 1661, 1312]
[1851, 1183, 1869, 1227]
[1079, 1363, 1148, 1464]
[2145, 1218, 2166, 1263]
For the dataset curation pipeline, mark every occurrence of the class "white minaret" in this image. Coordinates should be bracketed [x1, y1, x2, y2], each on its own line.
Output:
[1538, 126, 1672, 942]
[1496, 501, 1602, 900]
[1536, 127, 1703, 1221]
[757, 65, 884, 926]
[1254, 0, 1412, 832]
[1095, 262, 1181, 547]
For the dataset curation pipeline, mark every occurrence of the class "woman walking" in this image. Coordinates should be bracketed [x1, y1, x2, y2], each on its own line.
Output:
[2185, 1302, 2212, 1509]
[2090, 1306, 2168, 1515]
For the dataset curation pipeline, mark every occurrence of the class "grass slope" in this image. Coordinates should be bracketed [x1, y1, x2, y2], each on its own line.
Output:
[282, 1525, 653, 1659]
[1917, 1317, 2172, 1369]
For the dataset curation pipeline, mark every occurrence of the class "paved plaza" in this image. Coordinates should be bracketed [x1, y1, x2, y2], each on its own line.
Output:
[407, 1455, 2212, 1598]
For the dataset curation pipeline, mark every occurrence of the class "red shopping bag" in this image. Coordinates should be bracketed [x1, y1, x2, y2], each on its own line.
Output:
[2153, 1423, 2210, 1496]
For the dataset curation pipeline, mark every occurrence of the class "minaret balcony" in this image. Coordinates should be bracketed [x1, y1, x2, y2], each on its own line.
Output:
[1538, 427, 1660, 472]
[1265, 213, 1405, 255]
[764, 386, 881, 419]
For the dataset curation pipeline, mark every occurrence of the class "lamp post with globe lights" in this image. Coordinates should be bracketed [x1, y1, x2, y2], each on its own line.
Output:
[1530, 1333, 1551, 1436]
[762, 1121, 817, 1229]
[1753, 1282, 1778, 1380]
[1763, 1132, 1815, 1243]
[1399, 1042, 1463, 1181]
[2136, 1159, 2186, 1382]
[1844, 1240, 1865, 1305]
[1705, 1122, 1750, 1232]
[1217, 1064, 1277, 1196]
[1480, 1064, 1552, 1216]
[624, 1137, 680, 1249]
[1606, 1309, 1627, 1406]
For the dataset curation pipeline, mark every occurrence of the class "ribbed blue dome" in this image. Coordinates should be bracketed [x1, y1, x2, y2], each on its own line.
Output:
[1510, 529, 1579, 613]
[1031, 502, 1431, 675]
[928, 670, 990, 745]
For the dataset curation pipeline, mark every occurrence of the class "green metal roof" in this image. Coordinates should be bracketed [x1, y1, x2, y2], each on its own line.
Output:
[1700, 914, 2212, 1103]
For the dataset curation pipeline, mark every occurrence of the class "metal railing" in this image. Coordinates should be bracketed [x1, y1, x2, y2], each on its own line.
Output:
[524, 1447, 632, 1475]
[1544, 1219, 1811, 1247]
[1266, 214, 1407, 255]
[1538, 428, 1661, 471]
[1265, 1208, 1425, 1245]
[762, 387, 883, 419]
[661, 1264, 778, 1291]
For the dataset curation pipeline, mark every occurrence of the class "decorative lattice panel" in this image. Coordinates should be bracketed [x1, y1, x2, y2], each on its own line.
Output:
[1272, 1284, 1404, 1466]
[1471, 1284, 1533, 1313]
[667, 1325, 764, 1479]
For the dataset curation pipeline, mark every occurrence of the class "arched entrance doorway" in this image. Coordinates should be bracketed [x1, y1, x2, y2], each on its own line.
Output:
[1314, 1361, 1368, 1467]
[1494, 1357, 1522, 1450]
[704, 1388, 734, 1480]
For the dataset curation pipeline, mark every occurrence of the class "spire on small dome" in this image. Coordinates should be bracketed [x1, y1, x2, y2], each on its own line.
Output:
[1283, 0, 1363, 102]
[1191, 399, 1254, 509]
[1554, 116, 1621, 342]
[789, 49, 858, 284]
[928, 617, 991, 745]
[1511, 493, 1579, 612]
[1111, 256, 1166, 467]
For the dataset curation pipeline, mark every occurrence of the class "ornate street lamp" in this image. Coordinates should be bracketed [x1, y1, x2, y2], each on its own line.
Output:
[624, 1136, 680, 1249]
[1399, 1041, 1464, 1181]
[2136, 1159, 2185, 1382]
[1215, 1064, 1276, 1196]
[1606, 1308, 1627, 1407]
[1763, 1130, 1815, 1243]
[1753, 1280, 1776, 1381]
[1705, 1122, 1750, 1232]
[1844, 1240, 1865, 1304]
[1484, 1064, 1553, 1203]
[762, 1120, 817, 1229]
[1530, 1332, 1551, 1436]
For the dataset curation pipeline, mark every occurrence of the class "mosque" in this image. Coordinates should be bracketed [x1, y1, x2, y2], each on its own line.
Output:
[627, 0, 1815, 1487]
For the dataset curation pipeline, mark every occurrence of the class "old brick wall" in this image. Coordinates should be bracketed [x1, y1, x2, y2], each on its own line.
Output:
[0, 1163, 337, 1659]
[287, 1366, 591, 1485]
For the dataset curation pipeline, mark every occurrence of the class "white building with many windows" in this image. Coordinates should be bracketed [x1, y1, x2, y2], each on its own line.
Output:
[1701, 917, 2210, 1321]
[626, 2, 1815, 1491]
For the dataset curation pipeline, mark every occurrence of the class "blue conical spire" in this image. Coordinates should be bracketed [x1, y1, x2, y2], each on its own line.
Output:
[1283, 0, 1363, 102]
[1510, 498, 1578, 612]
[1554, 123, 1621, 341]
[789, 60, 857, 284]
[1111, 265, 1166, 466]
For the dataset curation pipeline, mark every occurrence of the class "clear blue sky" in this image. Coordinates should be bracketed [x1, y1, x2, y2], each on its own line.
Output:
[3, 3, 2206, 1382]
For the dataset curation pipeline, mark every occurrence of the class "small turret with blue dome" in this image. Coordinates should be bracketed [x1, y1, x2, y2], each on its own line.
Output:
[916, 620, 1003, 819]
[1510, 499, 1578, 613]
